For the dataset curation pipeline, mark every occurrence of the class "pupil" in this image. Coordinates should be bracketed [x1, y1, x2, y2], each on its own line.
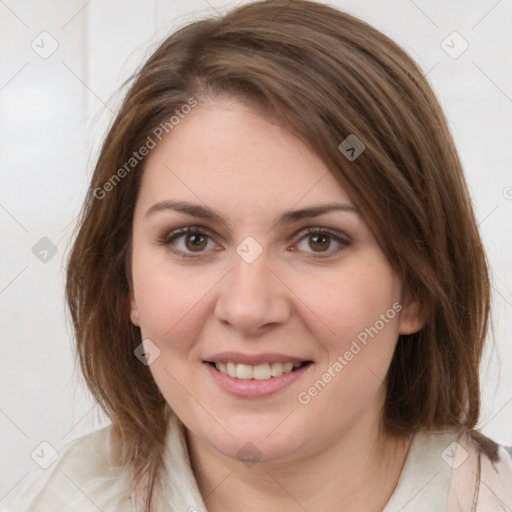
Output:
[310, 234, 329, 251]
[186, 234, 207, 251]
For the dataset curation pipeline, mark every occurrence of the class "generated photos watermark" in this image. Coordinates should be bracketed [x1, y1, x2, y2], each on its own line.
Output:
[93, 97, 198, 200]
[297, 302, 402, 405]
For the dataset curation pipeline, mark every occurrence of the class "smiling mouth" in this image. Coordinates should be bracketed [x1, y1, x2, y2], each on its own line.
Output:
[206, 361, 312, 380]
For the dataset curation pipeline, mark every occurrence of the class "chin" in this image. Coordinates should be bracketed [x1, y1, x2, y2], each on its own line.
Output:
[191, 413, 311, 466]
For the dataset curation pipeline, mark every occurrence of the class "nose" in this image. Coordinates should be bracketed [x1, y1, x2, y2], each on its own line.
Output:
[214, 250, 291, 335]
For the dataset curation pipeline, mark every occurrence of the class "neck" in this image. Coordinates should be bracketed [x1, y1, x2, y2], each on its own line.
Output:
[186, 404, 413, 512]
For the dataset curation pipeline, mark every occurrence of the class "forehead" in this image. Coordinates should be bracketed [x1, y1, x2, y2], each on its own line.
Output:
[136, 99, 353, 219]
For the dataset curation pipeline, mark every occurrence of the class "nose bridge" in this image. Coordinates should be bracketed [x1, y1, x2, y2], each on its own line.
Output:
[231, 253, 268, 296]
[214, 243, 290, 333]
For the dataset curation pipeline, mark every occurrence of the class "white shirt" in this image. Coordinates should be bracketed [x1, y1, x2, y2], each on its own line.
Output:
[3, 411, 512, 511]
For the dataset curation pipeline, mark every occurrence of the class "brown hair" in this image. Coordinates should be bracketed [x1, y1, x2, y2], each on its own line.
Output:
[65, 0, 492, 508]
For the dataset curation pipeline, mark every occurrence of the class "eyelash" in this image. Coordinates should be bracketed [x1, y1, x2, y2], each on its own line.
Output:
[156, 226, 350, 260]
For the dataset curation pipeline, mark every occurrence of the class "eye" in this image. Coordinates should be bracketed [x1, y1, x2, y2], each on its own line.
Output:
[293, 227, 350, 258]
[157, 226, 350, 260]
[157, 227, 218, 258]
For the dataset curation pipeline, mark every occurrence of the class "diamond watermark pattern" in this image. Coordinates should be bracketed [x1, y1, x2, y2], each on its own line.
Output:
[134, 338, 161, 366]
[30, 31, 59, 59]
[236, 236, 263, 264]
[30, 441, 59, 469]
[441, 441, 469, 469]
[32, 237, 58, 263]
[441, 31, 469, 59]
[338, 134, 366, 161]
[237, 442, 263, 468]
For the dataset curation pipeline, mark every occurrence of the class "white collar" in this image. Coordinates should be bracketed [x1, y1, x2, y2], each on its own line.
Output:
[142, 415, 458, 512]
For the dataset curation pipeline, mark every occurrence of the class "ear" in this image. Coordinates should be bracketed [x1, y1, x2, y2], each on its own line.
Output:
[398, 296, 426, 335]
[129, 292, 140, 327]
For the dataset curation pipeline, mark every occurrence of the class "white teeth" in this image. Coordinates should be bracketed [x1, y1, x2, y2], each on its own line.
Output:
[253, 363, 271, 380]
[213, 361, 304, 380]
[283, 362, 294, 373]
[270, 362, 284, 377]
[226, 361, 237, 377]
[236, 364, 253, 379]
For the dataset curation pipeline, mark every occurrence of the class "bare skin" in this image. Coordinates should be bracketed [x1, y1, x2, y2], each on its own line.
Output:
[129, 97, 422, 511]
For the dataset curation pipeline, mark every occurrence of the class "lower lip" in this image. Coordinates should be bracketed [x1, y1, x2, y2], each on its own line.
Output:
[204, 362, 313, 398]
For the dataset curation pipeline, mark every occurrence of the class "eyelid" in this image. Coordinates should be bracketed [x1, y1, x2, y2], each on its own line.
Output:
[159, 225, 217, 244]
[157, 224, 351, 259]
[156, 225, 220, 258]
[291, 226, 351, 259]
[294, 226, 351, 244]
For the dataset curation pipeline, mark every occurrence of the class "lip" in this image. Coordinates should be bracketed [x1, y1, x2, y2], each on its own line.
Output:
[204, 360, 313, 399]
[204, 351, 309, 365]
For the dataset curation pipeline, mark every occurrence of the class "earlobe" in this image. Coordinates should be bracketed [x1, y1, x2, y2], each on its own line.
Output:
[129, 295, 140, 326]
[398, 299, 425, 335]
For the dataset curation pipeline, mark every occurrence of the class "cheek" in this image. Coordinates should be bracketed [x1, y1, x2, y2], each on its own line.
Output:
[298, 272, 402, 425]
[304, 263, 402, 347]
[297, 262, 402, 409]
[131, 259, 212, 411]
[131, 251, 224, 356]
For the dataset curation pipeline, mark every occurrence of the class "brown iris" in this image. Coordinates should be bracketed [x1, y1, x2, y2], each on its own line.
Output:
[185, 233, 208, 251]
[309, 234, 330, 252]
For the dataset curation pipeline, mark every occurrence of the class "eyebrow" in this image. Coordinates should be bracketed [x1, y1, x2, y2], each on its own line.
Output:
[145, 200, 359, 227]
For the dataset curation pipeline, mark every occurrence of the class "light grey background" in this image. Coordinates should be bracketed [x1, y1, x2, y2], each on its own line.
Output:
[1, 0, 511, 504]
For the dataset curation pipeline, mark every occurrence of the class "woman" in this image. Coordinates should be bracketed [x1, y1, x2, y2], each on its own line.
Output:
[6, 1, 511, 511]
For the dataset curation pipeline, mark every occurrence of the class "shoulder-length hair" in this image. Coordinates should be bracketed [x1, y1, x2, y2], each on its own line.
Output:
[66, 0, 491, 508]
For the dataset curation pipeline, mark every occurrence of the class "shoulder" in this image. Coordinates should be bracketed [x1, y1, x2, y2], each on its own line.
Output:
[2, 424, 133, 512]
[383, 429, 512, 512]
[448, 431, 512, 511]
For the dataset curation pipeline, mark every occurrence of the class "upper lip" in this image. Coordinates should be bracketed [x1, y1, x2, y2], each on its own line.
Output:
[204, 352, 311, 365]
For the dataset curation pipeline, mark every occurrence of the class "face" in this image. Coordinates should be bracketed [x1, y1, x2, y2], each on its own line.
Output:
[129, 97, 422, 464]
